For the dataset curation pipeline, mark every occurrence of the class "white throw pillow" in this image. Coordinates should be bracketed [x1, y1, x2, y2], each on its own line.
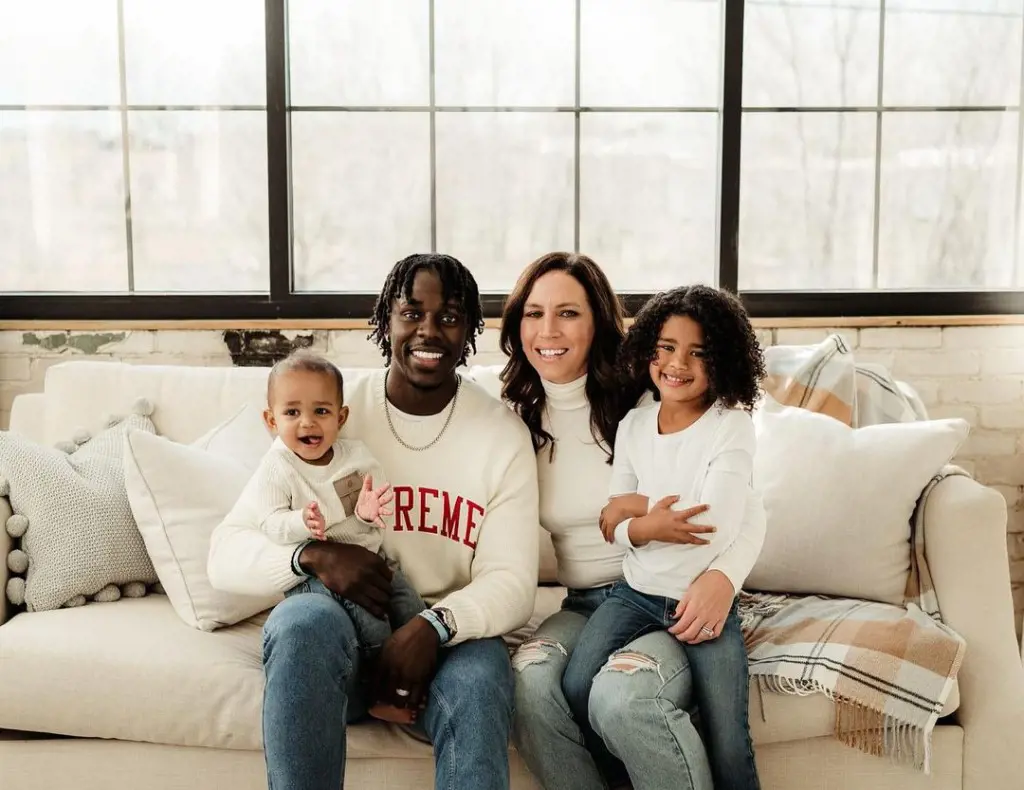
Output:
[746, 399, 969, 604]
[124, 428, 281, 631]
[192, 403, 272, 474]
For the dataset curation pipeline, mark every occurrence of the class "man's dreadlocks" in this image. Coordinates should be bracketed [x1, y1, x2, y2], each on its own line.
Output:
[368, 253, 485, 366]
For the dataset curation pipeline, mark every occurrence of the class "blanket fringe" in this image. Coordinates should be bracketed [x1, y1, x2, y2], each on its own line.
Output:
[759, 677, 931, 773]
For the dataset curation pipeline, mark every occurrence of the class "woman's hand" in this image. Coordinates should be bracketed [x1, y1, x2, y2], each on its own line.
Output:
[668, 569, 735, 644]
[626, 497, 715, 547]
[599, 494, 649, 542]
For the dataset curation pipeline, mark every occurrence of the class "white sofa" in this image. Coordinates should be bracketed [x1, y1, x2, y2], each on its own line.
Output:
[1, 360, 1023, 790]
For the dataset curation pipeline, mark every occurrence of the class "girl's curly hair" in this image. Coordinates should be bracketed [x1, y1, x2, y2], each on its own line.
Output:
[617, 284, 765, 417]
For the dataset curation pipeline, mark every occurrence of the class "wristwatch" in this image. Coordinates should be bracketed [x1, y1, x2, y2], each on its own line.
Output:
[434, 607, 458, 643]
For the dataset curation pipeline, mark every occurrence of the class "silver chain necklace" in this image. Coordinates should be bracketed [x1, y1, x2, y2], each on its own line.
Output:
[383, 371, 461, 452]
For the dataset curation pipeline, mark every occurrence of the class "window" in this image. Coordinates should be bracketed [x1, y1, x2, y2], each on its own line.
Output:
[2, 0, 1023, 320]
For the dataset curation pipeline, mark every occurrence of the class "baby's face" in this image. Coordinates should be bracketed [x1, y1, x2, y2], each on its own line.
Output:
[266, 369, 346, 465]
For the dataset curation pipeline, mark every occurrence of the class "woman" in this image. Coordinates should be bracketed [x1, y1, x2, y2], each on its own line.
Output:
[501, 252, 766, 790]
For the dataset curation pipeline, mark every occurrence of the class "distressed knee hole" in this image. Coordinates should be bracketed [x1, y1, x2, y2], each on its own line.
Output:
[597, 650, 664, 683]
[511, 637, 567, 672]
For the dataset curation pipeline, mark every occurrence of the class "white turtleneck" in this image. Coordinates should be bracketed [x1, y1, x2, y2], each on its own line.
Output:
[537, 375, 627, 589]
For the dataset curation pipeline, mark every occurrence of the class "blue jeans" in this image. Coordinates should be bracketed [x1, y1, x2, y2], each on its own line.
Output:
[284, 568, 425, 656]
[262, 591, 514, 790]
[512, 585, 713, 790]
[563, 581, 759, 790]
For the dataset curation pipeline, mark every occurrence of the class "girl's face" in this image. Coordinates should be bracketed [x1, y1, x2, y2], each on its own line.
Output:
[649, 314, 710, 407]
[519, 270, 596, 385]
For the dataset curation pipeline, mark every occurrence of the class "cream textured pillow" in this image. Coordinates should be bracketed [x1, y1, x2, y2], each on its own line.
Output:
[746, 399, 969, 604]
[124, 428, 281, 631]
[2, 408, 158, 611]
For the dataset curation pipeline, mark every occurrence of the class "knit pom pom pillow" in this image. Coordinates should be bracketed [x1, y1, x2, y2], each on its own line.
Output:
[2, 399, 159, 611]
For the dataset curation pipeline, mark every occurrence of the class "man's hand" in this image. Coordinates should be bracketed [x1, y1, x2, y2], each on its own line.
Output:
[355, 475, 394, 529]
[373, 616, 441, 713]
[298, 541, 393, 618]
[303, 501, 326, 541]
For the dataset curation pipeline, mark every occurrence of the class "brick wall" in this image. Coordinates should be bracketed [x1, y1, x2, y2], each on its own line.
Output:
[1, 325, 1021, 632]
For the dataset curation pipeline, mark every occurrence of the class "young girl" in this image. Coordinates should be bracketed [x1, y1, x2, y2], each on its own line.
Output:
[561, 284, 766, 790]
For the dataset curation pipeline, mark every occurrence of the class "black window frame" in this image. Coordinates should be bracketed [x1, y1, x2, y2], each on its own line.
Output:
[2, 0, 1022, 322]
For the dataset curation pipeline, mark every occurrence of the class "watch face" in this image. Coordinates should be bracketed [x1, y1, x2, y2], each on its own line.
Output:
[437, 607, 457, 637]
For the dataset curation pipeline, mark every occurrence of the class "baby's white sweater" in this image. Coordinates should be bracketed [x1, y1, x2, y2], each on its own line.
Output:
[226, 436, 385, 551]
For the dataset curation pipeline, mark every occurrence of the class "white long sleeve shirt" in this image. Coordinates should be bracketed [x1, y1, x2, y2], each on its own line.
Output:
[225, 436, 385, 550]
[208, 370, 540, 645]
[611, 401, 764, 599]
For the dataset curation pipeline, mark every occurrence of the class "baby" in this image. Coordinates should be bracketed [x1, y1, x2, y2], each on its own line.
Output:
[226, 350, 424, 722]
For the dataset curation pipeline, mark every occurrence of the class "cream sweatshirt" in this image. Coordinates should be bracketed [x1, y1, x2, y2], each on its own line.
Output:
[225, 436, 385, 550]
[208, 369, 540, 645]
[533, 375, 766, 594]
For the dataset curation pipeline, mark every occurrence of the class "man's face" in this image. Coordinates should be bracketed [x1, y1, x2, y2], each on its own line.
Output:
[388, 268, 469, 390]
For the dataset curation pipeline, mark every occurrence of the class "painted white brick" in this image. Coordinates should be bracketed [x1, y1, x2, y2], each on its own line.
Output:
[975, 456, 1024, 486]
[927, 404, 978, 425]
[0, 332, 32, 354]
[0, 356, 31, 381]
[1008, 534, 1024, 562]
[992, 484, 1023, 512]
[474, 328, 502, 354]
[0, 410, 9, 431]
[774, 328, 857, 349]
[961, 429, 1018, 457]
[860, 327, 940, 349]
[97, 331, 155, 355]
[943, 326, 1024, 349]
[755, 329, 774, 348]
[892, 350, 980, 378]
[156, 330, 231, 357]
[1009, 508, 1024, 536]
[981, 349, 1024, 376]
[940, 378, 1023, 405]
[851, 350, 896, 370]
[911, 380, 940, 407]
[329, 329, 376, 355]
[953, 458, 976, 477]
[980, 405, 1024, 430]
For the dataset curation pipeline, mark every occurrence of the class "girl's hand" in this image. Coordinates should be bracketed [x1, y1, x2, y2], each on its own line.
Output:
[599, 494, 649, 542]
[303, 501, 327, 541]
[355, 475, 394, 529]
[627, 497, 714, 546]
[668, 570, 735, 644]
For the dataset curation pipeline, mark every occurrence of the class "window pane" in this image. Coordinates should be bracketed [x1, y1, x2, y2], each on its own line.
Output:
[883, 1, 1022, 107]
[434, 0, 575, 106]
[580, 0, 720, 107]
[744, 0, 880, 108]
[580, 113, 717, 290]
[123, 0, 266, 106]
[740, 112, 876, 290]
[0, 2, 120, 105]
[289, 0, 429, 106]
[292, 113, 431, 291]
[435, 113, 574, 290]
[878, 111, 1017, 289]
[0, 111, 127, 292]
[128, 111, 268, 292]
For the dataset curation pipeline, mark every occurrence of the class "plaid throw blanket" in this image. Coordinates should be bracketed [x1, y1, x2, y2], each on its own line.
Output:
[743, 336, 967, 771]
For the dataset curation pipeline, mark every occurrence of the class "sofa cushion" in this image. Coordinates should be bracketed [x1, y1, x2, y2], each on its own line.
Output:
[0, 590, 957, 752]
[2, 410, 158, 611]
[747, 399, 969, 604]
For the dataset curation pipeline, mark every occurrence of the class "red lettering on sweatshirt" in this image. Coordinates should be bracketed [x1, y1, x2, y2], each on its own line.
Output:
[393, 485, 415, 531]
[441, 493, 462, 542]
[463, 500, 485, 549]
[418, 488, 439, 533]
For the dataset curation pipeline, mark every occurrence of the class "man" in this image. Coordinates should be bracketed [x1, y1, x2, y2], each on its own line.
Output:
[209, 253, 540, 789]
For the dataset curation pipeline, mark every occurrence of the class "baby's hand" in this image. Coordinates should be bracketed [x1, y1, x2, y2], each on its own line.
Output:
[355, 475, 394, 530]
[303, 501, 326, 541]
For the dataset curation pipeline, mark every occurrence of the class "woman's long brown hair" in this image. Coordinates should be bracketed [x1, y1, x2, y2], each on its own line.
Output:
[499, 252, 626, 462]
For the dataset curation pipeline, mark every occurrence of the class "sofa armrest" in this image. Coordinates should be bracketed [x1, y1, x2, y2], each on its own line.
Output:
[0, 495, 11, 626]
[924, 474, 1024, 790]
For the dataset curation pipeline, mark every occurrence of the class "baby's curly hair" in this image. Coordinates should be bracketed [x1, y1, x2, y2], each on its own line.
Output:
[617, 284, 765, 415]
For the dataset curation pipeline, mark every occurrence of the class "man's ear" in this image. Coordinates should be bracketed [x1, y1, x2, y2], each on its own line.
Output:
[337, 405, 350, 429]
[262, 408, 277, 435]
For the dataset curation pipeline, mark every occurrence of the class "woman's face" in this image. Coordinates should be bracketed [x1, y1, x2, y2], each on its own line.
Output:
[519, 270, 596, 385]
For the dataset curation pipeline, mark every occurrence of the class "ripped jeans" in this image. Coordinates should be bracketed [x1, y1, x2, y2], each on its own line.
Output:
[511, 585, 714, 790]
[564, 581, 759, 790]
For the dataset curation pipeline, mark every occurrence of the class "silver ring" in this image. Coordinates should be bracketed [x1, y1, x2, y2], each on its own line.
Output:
[395, 688, 411, 697]
[699, 625, 715, 638]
